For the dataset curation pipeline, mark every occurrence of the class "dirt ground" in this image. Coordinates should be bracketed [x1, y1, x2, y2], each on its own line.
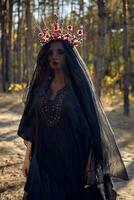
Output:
[0, 92, 134, 200]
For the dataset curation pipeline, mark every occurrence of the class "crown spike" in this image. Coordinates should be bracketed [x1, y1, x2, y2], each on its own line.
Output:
[37, 16, 84, 47]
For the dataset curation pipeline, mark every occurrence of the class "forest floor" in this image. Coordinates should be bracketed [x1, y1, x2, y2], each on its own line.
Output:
[0, 92, 134, 200]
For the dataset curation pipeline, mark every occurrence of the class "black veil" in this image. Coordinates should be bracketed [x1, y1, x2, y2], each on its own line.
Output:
[72, 47, 129, 180]
[63, 42, 128, 181]
[19, 39, 128, 190]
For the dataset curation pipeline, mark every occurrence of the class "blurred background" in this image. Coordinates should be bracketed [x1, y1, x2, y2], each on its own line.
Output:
[0, 0, 134, 199]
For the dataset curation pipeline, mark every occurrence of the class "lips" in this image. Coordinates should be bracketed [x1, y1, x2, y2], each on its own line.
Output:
[53, 61, 59, 66]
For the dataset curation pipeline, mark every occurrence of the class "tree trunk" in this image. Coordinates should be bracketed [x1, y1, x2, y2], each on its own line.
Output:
[51, 0, 55, 19]
[16, 0, 25, 83]
[122, 0, 130, 116]
[1, 2, 6, 92]
[1, 0, 13, 92]
[25, 0, 33, 82]
[94, 0, 106, 97]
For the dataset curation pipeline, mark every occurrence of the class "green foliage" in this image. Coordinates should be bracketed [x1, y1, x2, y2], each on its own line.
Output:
[8, 83, 27, 92]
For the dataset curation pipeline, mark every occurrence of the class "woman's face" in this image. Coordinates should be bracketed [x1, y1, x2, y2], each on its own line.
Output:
[48, 41, 66, 70]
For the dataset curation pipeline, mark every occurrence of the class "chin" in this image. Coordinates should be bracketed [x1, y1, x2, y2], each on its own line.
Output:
[51, 65, 62, 70]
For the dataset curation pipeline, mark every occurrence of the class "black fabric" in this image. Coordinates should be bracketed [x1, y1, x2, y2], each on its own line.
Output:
[17, 39, 128, 200]
[18, 83, 90, 200]
[83, 184, 104, 200]
[103, 174, 117, 200]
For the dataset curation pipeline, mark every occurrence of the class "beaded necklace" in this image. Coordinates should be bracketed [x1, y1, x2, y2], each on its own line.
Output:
[41, 85, 68, 127]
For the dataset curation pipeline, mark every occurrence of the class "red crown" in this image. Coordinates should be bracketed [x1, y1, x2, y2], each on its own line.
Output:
[37, 15, 84, 47]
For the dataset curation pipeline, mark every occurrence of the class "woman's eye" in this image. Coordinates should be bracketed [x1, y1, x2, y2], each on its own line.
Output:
[48, 49, 65, 56]
[58, 50, 65, 55]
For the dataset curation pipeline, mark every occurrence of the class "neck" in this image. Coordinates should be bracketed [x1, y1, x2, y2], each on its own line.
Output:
[53, 69, 65, 84]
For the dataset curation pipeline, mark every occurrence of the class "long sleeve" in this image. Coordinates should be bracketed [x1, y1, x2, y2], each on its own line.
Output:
[17, 99, 35, 143]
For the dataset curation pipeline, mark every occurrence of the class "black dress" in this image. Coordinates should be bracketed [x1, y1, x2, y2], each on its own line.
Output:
[18, 84, 101, 200]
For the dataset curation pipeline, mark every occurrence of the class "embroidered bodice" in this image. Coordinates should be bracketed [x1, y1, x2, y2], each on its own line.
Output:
[41, 85, 68, 127]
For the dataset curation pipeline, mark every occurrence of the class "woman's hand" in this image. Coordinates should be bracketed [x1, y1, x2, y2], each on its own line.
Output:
[21, 140, 32, 177]
[21, 158, 30, 177]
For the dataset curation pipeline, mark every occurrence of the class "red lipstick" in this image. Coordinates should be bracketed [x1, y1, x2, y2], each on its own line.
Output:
[53, 61, 59, 66]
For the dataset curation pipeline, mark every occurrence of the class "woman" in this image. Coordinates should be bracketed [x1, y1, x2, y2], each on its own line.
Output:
[17, 20, 128, 200]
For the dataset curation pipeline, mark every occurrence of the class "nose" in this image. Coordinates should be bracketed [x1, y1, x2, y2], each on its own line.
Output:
[52, 52, 58, 59]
